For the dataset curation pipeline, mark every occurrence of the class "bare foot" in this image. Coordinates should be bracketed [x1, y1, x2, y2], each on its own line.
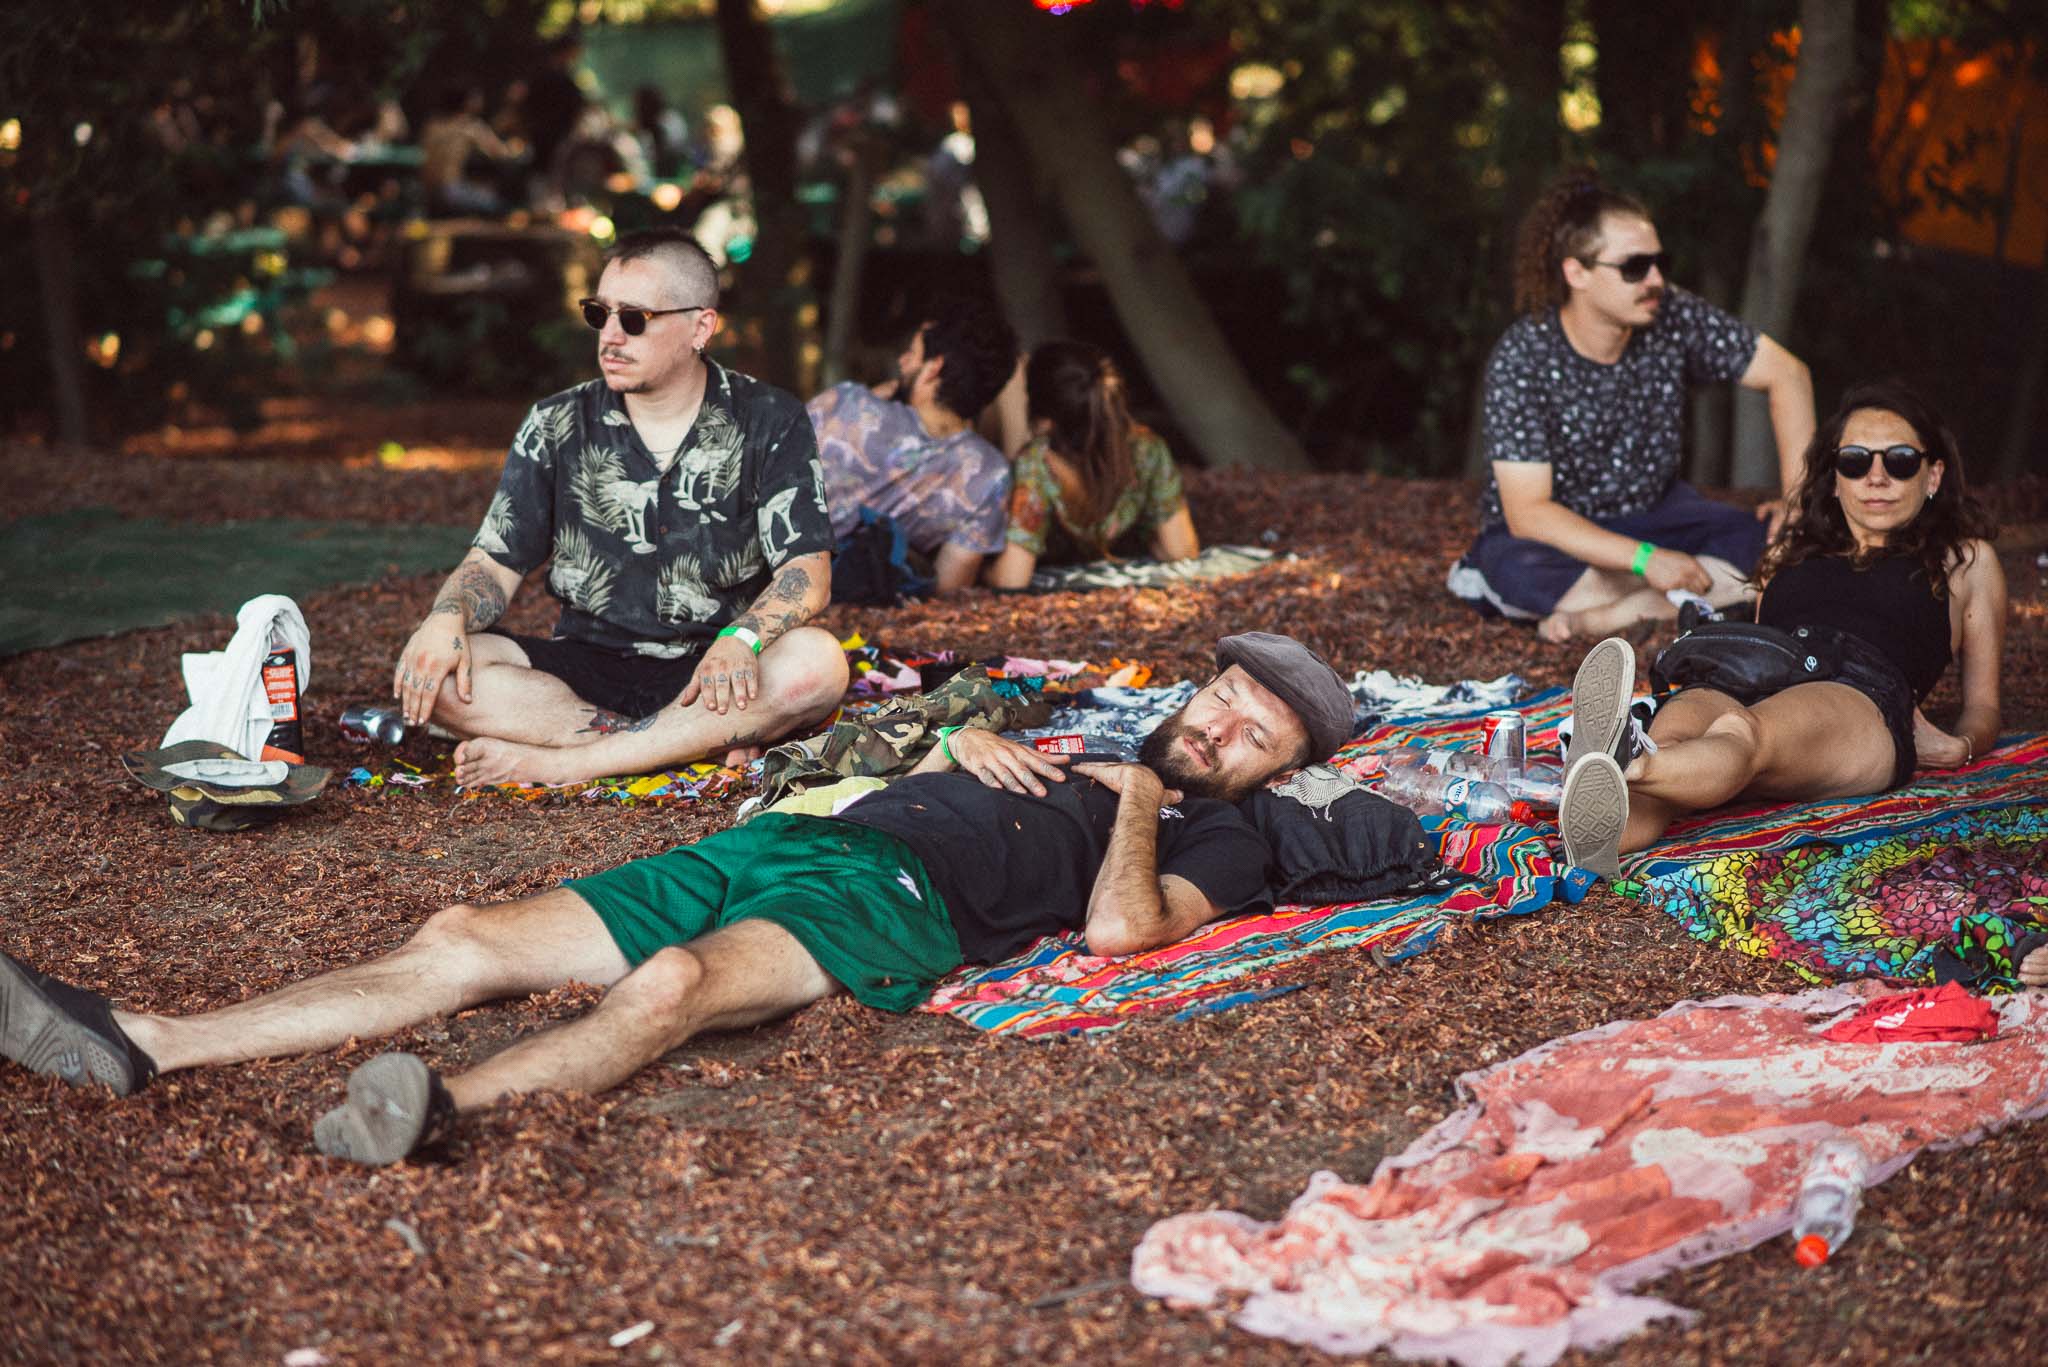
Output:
[1537, 611, 1578, 644]
[454, 737, 576, 787]
[2021, 944, 2048, 989]
[721, 744, 765, 768]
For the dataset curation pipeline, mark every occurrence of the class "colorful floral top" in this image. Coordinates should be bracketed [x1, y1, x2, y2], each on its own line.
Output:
[1005, 425, 1186, 564]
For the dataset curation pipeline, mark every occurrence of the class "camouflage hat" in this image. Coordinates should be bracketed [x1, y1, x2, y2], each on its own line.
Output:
[123, 740, 329, 806]
[166, 789, 290, 832]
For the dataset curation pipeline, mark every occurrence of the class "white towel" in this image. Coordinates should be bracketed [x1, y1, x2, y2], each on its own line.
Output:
[162, 595, 312, 759]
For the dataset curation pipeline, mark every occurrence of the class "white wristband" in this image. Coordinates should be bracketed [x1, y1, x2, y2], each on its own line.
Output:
[717, 625, 763, 654]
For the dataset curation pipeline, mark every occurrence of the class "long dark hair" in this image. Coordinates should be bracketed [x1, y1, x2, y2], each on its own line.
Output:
[1511, 168, 1651, 315]
[1025, 340, 1136, 544]
[1757, 380, 1995, 596]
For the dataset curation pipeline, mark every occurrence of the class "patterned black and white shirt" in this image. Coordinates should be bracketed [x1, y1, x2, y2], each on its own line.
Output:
[474, 360, 834, 657]
[1475, 287, 1758, 530]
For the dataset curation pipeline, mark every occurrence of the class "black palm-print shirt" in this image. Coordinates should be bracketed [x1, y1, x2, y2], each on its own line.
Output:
[474, 360, 834, 657]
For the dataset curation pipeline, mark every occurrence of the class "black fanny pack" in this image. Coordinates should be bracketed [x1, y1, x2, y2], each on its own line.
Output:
[1649, 621, 1846, 703]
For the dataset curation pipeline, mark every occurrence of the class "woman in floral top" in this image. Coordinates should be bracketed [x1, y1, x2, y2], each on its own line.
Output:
[983, 341, 1201, 587]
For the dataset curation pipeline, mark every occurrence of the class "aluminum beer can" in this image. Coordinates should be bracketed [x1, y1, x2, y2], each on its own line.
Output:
[340, 704, 407, 745]
[1480, 710, 1526, 770]
[1032, 734, 1087, 755]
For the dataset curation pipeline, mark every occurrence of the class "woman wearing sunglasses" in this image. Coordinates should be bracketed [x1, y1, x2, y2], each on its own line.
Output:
[1557, 381, 2005, 879]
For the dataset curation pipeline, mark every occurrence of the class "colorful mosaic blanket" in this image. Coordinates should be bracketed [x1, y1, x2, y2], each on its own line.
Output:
[922, 687, 1589, 1038]
[1616, 734, 2048, 990]
[1135, 982, 2048, 1365]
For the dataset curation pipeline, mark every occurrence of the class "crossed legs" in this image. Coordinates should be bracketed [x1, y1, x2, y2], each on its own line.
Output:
[1538, 556, 1751, 644]
[1618, 682, 1897, 851]
[431, 627, 849, 787]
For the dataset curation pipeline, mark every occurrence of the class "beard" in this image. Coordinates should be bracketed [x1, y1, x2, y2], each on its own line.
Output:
[1137, 713, 1250, 802]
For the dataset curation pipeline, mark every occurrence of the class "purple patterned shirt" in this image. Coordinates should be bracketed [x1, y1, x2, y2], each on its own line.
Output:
[807, 383, 1010, 557]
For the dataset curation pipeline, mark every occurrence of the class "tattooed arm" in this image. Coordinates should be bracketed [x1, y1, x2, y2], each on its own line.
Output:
[680, 551, 832, 717]
[394, 548, 525, 725]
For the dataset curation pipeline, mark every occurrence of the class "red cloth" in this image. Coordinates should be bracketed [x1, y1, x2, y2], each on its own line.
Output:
[1820, 982, 1999, 1044]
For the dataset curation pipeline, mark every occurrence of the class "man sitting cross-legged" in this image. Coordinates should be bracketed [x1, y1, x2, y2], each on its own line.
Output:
[393, 226, 848, 789]
[2, 634, 1355, 1167]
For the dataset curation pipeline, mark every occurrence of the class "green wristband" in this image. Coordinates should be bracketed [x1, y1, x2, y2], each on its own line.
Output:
[1631, 541, 1657, 577]
[938, 725, 962, 765]
[717, 624, 763, 654]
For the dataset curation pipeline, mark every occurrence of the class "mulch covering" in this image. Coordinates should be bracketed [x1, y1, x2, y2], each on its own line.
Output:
[1617, 735, 2048, 990]
[4, 425, 2048, 1364]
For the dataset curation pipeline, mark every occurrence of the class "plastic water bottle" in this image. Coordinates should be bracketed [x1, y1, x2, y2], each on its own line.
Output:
[1377, 755, 1516, 821]
[1791, 1136, 1870, 1267]
[1424, 750, 1564, 807]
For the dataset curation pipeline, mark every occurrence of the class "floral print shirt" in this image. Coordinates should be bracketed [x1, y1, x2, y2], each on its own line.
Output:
[807, 382, 1010, 556]
[474, 360, 833, 657]
[1005, 425, 1185, 564]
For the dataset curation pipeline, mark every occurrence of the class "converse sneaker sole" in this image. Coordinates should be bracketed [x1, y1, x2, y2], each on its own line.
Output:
[0, 954, 137, 1095]
[1568, 637, 1636, 775]
[314, 1052, 437, 1166]
[1560, 751, 1629, 881]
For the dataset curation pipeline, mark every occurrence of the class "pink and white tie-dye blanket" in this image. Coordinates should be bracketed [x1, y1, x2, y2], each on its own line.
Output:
[1133, 983, 2048, 1366]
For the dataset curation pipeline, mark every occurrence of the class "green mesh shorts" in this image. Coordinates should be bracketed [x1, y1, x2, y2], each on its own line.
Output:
[565, 813, 962, 1013]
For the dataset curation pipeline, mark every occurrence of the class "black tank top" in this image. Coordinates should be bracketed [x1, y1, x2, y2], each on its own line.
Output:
[1758, 553, 1953, 700]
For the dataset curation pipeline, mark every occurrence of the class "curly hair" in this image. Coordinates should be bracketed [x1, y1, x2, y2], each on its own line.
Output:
[1511, 169, 1651, 315]
[1757, 380, 1996, 597]
[918, 294, 1019, 421]
[1025, 340, 1138, 543]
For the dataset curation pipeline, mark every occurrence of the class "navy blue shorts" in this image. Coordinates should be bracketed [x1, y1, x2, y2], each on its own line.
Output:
[1448, 482, 1768, 619]
[486, 630, 707, 718]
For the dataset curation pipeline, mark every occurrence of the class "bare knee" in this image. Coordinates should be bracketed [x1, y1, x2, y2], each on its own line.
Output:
[410, 902, 490, 954]
[601, 945, 705, 1023]
[764, 627, 850, 717]
[1703, 706, 1766, 779]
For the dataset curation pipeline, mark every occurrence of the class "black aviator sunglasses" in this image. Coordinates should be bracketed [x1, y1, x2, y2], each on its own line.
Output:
[1833, 444, 1929, 481]
[1585, 251, 1672, 283]
[578, 299, 709, 335]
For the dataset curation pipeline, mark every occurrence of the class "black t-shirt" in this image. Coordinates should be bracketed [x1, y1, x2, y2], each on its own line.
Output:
[1476, 287, 1759, 530]
[832, 771, 1269, 964]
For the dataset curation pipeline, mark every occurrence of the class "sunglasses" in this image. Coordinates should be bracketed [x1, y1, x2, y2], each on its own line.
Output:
[1833, 444, 1929, 481]
[578, 299, 708, 335]
[1586, 251, 1672, 283]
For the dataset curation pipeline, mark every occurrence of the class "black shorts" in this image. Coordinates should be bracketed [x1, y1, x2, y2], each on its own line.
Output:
[1672, 630, 1917, 790]
[487, 630, 707, 718]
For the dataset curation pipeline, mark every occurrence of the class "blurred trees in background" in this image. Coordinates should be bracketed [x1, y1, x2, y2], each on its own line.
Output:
[3, 0, 2042, 483]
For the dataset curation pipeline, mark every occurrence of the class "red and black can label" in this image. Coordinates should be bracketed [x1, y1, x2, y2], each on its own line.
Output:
[260, 647, 304, 762]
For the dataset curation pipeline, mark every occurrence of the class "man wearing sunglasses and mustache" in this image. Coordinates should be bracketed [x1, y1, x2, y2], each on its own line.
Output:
[1448, 172, 1816, 643]
[391, 228, 847, 788]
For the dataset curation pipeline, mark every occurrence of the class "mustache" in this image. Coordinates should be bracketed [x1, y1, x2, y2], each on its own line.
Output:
[1637, 287, 1665, 304]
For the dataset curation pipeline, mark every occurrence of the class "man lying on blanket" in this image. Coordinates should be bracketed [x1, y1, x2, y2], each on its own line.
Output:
[1, 633, 1353, 1167]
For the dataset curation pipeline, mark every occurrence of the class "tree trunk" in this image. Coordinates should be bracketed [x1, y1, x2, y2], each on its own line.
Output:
[713, 0, 808, 389]
[1465, 0, 1565, 478]
[952, 3, 1308, 471]
[1998, 256, 2048, 479]
[32, 209, 89, 449]
[957, 73, 1069, 350]
[820, 143, 875, 387]
[1731, 0, 1858, 487]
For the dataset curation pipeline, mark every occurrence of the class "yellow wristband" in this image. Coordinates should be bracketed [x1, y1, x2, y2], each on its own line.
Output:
[1631, 542, 1657, 576]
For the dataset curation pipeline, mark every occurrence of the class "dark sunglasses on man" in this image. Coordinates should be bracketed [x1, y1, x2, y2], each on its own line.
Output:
[579, 299, 709, 336]
[1833, 444, 1929, 481]
[1586, 251, 1672, 284]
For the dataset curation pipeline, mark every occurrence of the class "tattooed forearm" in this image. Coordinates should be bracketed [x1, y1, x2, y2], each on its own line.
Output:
[732, 564, 818, 644]
[579, 708, 660, 735]
[431, 563, 509, 631]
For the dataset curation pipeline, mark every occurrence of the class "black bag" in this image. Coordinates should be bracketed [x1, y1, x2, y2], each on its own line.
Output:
[1649, 621, 1846, 703]
[1238, 765, 1438, 907]
[830, 510, 935, 606]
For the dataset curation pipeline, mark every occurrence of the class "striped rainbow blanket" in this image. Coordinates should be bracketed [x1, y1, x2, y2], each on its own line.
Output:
[1616, 732, 2048, 989]
[921, 688, 1587, 1038]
